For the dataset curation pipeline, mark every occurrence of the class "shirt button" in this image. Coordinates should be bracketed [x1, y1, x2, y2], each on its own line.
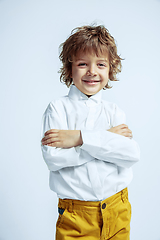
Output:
[102, 203, 106, 209]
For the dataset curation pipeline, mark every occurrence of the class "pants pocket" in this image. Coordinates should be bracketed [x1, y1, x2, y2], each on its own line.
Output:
[56, 208, 65, 228]
[108, 195, 131, 239]
[58, 207, 65, 215]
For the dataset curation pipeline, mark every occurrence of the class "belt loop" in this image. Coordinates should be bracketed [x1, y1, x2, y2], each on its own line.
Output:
[68, 199, 73, 213]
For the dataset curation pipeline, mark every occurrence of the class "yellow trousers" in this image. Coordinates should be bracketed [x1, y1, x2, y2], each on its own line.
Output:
[56, 188, 131, 240]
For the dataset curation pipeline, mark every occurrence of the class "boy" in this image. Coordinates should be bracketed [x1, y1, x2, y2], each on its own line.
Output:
[41, 25, 140, 240]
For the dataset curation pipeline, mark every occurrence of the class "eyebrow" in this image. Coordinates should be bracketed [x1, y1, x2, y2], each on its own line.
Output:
[75, 58, 109, 62]
[98, 59, 109, 62]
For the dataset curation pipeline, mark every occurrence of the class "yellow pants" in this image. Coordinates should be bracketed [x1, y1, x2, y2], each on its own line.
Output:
[56, 188, 131, 240]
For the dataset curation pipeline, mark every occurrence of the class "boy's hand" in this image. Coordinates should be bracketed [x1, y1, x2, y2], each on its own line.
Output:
[41, 129, 83, 148]
[108, 124, 133, 138]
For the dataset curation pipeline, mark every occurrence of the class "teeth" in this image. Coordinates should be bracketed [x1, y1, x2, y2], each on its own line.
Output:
[85, 81, 98, 82]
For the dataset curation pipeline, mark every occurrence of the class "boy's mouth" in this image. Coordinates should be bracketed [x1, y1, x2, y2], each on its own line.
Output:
[83, 80, 100, 83]
[82, 80, 100, 85]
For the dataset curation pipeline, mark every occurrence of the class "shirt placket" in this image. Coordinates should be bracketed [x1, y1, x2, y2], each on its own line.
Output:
[85, 101, 96, 129]
[85, 100, 103, 200]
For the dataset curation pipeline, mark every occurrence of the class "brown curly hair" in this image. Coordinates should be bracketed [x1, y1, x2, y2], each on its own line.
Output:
[59, 25, 123, 89]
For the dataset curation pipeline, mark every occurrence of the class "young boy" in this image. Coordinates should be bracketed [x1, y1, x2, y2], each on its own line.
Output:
[41, 25, 140, 240]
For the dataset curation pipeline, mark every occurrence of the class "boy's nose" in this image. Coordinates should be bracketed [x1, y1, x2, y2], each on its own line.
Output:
[86, 66, 97, 76]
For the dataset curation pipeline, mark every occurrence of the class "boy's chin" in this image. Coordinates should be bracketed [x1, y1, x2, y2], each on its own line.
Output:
[84, 90, 98, 97]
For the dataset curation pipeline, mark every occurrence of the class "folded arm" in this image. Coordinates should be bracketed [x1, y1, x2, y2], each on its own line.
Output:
[41, 103, 91, 171]
[80, 124, 140, 168]
[42, 124, 139, 169]
[41, 124, 131, 148]
[41, 102, 140, 170]
[42, 129, 83, 148]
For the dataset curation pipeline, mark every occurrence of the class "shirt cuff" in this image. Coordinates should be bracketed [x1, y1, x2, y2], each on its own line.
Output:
[80, 129, 102, 154]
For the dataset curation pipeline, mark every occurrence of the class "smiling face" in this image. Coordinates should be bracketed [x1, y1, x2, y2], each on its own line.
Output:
[71, 51, 110, 97]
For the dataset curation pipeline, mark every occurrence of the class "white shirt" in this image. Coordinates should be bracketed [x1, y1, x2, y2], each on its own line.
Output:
[41, 85, 140, 201]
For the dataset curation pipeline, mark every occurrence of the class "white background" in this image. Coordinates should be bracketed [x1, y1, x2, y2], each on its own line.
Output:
[0, 0, 160, 239]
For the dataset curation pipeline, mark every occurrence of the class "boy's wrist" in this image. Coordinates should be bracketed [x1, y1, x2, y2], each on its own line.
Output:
[75, 130, 83, 147]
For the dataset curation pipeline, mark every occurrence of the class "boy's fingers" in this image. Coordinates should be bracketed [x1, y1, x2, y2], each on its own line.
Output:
[44, 133, 58, 139]
[123, 131, 133, 138]
[119, 124, 128, 129]
[122, 128, 132, 133]
[47, 141, 61, 148]
[44, 129, 59, 135]
[42, 138, 60, 145]
[113, 124, 128, 130]
[42, 134, 59, 144]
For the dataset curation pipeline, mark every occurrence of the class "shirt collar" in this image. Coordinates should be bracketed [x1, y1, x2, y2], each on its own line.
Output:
[68, 84, 102, 105]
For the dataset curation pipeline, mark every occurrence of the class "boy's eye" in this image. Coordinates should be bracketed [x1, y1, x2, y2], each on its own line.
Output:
[78, 63, 87, 66]
[98, 63, 106, 67]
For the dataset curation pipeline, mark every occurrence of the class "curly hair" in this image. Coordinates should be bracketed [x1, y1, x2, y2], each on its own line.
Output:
[59, 25, 123, 89]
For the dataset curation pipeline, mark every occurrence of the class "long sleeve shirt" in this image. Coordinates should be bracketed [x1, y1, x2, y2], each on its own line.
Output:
[41, 85, 140, 201]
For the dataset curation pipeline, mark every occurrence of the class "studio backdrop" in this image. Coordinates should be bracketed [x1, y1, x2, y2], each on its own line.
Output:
[0, 0, 160, 239]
